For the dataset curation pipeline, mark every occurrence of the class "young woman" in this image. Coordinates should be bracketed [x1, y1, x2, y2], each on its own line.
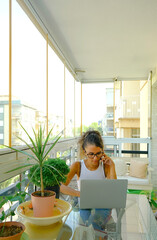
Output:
[60, 130, 117, 197]
[60, 130, 117, 231]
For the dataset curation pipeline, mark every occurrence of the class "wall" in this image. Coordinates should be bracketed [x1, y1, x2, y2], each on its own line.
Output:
[140, 81, 149, 157]
[151, 68, 157, 189]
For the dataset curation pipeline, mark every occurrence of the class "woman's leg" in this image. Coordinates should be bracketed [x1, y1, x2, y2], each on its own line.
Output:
[88, 208, 112, 231]
[79, 209, 92, 225]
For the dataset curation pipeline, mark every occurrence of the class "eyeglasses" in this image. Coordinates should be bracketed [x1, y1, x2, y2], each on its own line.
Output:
[86, 151, 103, 159]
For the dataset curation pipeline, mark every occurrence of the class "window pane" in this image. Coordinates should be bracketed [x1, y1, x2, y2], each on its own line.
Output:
[104, 88, 114, 136]
[48, 46, 64, 136]
[12, 0, 46, 145]
[75, 81, 81, 136]
[82, 83, 114, 135]
[148, 78, 151, 138]
[115, 80, 150, 157]
[115, 80, 150, 138]
[0, 1, 9, 146]
[65, 68, 74, 138]
[140, 80, 149, 157]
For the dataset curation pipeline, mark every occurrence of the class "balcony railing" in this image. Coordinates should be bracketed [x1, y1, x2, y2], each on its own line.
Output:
[102, 136, 151, 160]
[0, 136, 151, 184]
[0, 137, 79, 184]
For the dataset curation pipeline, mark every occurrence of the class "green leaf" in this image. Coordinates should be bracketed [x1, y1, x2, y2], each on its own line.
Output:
[0, 198, 7, 208]
[151, 199, 157, 208]
[4, 195, 13, 201]
[10, 195, 22, 202]
[45, 163, 64, 178]
[0, 211, 5, 221]
[36, 126, 42, 155]
[32, 127, 38, 146]
[43, 134, 62, 160]
[41, 126, 54, 156]
[3, 123, 64, 196]
[32, 127, 41, 159]
[43, 165, 60, 185]
[26, 165, 40, 187]
[5, 163, 35, 173]
[10, 211, 15, 216]
[3, 145, 38, 162]
[18, 122, 38, 155]
[16, 182, 21, 190]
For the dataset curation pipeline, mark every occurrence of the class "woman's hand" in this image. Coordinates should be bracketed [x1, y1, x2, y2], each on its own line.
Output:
[100, 153, 113, 166]
[101, 153, 117, 179]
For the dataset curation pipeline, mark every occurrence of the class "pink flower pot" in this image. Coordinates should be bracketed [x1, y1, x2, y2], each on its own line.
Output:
[31, 190, 56, 217]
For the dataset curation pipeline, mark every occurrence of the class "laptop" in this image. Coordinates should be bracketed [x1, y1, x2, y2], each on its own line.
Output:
[80, 179, 128, 209]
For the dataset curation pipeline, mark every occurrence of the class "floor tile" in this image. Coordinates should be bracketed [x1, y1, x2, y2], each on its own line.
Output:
[122, 232, 147, 240]
[122, 223, 142, 233]
[122, 215, 139, 225]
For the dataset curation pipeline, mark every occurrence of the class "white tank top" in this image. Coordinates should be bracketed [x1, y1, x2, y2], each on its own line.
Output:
[77, 160, 106, 190]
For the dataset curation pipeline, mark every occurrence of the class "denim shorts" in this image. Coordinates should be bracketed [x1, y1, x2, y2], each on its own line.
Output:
[72, 197, 112, 231]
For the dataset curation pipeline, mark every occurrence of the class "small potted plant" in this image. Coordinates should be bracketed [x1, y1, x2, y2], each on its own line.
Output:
[0, 182, 28, 239]
[28, 158, 70, 198]
[5, 123, 65, 217]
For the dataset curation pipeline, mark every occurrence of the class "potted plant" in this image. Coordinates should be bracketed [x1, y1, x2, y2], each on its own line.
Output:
[28, 158, 70, 198]
[0, 182, 28, 239]
[5, 123, 65, 217]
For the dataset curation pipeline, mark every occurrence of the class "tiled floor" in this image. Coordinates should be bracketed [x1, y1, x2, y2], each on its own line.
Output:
[120, 196, 147, 240]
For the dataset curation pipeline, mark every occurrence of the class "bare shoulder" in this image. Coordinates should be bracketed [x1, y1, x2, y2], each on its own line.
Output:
[70, 161, 80, 169]
[70, 161, 81, 175]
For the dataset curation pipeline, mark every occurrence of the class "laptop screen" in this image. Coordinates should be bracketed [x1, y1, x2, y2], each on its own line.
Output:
[80, 179, 128, 209]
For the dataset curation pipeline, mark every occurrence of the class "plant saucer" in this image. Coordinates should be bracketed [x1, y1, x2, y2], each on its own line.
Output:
[16, 199, 72, 226]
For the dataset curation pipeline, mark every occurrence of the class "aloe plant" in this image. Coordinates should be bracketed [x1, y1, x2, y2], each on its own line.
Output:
[5, 123, 62, 197]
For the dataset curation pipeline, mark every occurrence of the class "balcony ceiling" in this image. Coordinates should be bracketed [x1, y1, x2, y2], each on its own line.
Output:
[28, 0, 157, 82]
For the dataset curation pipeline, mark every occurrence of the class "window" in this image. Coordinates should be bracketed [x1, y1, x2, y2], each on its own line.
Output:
[82, 83, 114, 135]
[48, 45, 64, 136]
[115, 80, 150, 139]
[0, 134, 4, 140]
[115, 80, 150, 157]
[75, 81, 81, 136]
[0, 1, 9, 146]
[12, 0, 46, 145]
[0, 108, 4, 113]
[0, 121, 4, 127]
[65, 68, 74, 138]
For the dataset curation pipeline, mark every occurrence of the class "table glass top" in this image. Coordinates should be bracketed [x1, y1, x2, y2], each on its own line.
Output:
[16, 194, 157, 240]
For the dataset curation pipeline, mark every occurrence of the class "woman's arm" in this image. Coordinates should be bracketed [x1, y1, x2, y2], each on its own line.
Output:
[101, 153, 117, 179]
[60, 184, 80, 197]
[60, 161, 80, 197]
[105, 161, 117, 179]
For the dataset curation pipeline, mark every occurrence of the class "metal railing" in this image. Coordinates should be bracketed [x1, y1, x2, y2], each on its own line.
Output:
[0, 136, 151, 185]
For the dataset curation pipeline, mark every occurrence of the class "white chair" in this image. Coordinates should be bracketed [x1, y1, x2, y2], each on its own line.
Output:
[112, 157, 153, 191]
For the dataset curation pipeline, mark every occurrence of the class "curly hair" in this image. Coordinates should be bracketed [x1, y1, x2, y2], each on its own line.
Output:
[78, 130, 104, 158]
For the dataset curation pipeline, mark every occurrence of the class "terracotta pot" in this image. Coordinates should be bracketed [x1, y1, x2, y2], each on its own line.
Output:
[0, 221, 25, 240]
[31, 190, 56, 217]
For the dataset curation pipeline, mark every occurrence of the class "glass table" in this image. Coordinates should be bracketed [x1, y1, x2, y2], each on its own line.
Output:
[19, 194, 157, 240]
